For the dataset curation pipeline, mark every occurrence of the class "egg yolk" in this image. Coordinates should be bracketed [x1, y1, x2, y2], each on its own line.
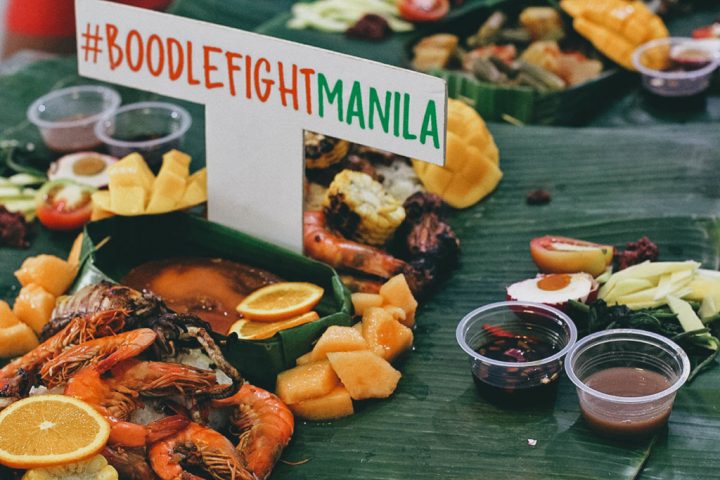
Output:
[537, 274, 572, 291]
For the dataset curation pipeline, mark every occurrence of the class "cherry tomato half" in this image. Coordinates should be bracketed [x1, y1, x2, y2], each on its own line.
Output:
[398, 0, 450, 22]
[36, 180, 95, 231]
[529, 236, 614, 277]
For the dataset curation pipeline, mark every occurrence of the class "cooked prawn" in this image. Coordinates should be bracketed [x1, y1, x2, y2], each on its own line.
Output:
[0, 310, 127, 402]
[66, 358, 234, 447]
[212, 384, 294, 480]
[40, 328, 157, 387]
[149, 422, 253, 480]
[304, 210, 408, 280]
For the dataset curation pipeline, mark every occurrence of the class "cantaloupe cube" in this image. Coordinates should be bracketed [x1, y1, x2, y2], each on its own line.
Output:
[295, 351, 313, 366]
[161, 150, 191, 177]
[362, 307, 414, 361]
[13, 284, 56, 334]
[178, 179, 207, 209]
[351, 292, 384, 317]
[91, 190, 111, 210]
[67, 233, 84, 267]
[275, 360, 339, 405]
[110, 185, 147, 215]
[327, 350, 401, 400]
[188, 168, 207, 188]
[152, 169, 186, 204]
[91, 205, 115, 221]
[0, 322, 38, 358]
[0, 301, 19, 328]
[310, 326, 368, 362]
[382, 305, 407, 323]
[289, 386, 354, 421]
[145, 192, 178, 214]
[379, 274, 417, 327]
[108, 153, 155, 191]
[15, 255, 76, 296]
[352, 322, 363, 334]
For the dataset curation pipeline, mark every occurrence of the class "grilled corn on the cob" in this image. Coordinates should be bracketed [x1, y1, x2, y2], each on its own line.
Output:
[323, 170, 406, 246]
[23, 455, 118, 480]
[304, 132, 349, 169]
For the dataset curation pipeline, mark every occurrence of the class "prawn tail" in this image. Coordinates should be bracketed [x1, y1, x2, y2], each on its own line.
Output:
[146, 415, 191, 444]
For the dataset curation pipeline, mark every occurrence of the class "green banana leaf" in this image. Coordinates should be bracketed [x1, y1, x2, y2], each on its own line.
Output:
[168, 0, 297, 32]
[74, 213, 352, 388]
[0, 58, 720, 478]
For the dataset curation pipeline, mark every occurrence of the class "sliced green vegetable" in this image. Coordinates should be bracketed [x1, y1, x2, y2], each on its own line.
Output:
[9, 173, 45, 186]
[668, 295, 706, 333]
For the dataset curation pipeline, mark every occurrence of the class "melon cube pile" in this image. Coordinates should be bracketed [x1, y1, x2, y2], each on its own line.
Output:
[91, 150, 207, 219]
[1, 253, 78, 358]
[275, 274, 416, 421]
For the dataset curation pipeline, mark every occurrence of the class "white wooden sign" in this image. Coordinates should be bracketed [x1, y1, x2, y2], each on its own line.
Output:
[75, 0, 447, 251]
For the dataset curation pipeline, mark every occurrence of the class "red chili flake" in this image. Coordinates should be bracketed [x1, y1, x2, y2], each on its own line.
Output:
[0, 206, 31, 248]
[615, 236, 659, 271]
[483, 323, 515, 338]
[346, 14, 391, 41]
[526, 189, 551, 205]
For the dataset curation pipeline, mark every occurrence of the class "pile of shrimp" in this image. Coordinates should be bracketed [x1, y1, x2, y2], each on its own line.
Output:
[0, 284, 294, 480]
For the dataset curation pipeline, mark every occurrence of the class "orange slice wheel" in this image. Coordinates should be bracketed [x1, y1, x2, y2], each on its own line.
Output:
[0, 395, 110, 469]
[236, 282, 324, 322]
[229, 311, 320, 340]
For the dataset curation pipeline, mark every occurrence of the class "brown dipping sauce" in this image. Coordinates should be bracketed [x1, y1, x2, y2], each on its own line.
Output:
[123, 257, 282, 334]
[580, 367, 672, 439]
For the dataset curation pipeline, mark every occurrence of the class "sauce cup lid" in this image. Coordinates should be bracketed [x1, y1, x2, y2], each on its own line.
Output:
[455, 301, 578, 368]
[94, 101, 192, 149]
[565, 329, 691, 404]
[27, 85, 121, 129]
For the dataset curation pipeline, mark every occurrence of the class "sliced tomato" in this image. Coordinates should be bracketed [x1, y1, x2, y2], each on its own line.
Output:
[36, 180, 95, 231]
[530, 236, 614, 277]
[692, 26, 718, 39]
[398, 0, 450, 22]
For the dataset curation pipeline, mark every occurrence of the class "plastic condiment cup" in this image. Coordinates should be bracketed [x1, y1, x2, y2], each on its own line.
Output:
[632, 37, 719, 97]
[456, 301, 577, 406]
[27, 85, 121, 153]
[566, 329, 690, 440]
[94, 101, 191, 171]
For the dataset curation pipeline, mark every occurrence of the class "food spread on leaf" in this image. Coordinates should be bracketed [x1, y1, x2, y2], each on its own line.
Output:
[91, 150, 207, 218]
[412, 6, 605, 90]
[513, 235, 720, 382]
[277, 274, 415, 421]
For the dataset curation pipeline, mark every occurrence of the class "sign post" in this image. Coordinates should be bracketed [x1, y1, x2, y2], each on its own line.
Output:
[75, 0, 447, 252]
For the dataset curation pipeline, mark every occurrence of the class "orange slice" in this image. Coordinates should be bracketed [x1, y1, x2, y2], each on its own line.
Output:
[0, 395, 110, 469]
[229, 311, 320, 340]
[236, 282, 324, 322]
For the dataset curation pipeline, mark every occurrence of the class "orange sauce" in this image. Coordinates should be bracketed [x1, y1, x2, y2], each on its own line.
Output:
[123, 257, 282, 334]
[537, 274, 571, 291]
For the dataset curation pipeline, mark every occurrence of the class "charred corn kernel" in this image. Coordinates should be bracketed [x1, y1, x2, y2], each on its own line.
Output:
[23, 455, 118, 480]
[323, 170, 405, 246]
[305, 132, 349, 169]
[560, 0, 668, 70]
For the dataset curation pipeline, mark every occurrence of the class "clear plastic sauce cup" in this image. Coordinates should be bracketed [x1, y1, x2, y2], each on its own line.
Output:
[456, 301, 577, 407]
[27, 85, 121, 153]
[566, 329, 690, 440]
[94, 101, 191, 171]
[632, 37, 719, 97]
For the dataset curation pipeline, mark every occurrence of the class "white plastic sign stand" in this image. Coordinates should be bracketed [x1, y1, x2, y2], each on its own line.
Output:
[75, 0, 447, 252]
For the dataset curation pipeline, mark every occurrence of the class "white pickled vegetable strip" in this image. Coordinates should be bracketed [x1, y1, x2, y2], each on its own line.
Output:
[699, 295, 719, 320]
[667, 296, 704, 332]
